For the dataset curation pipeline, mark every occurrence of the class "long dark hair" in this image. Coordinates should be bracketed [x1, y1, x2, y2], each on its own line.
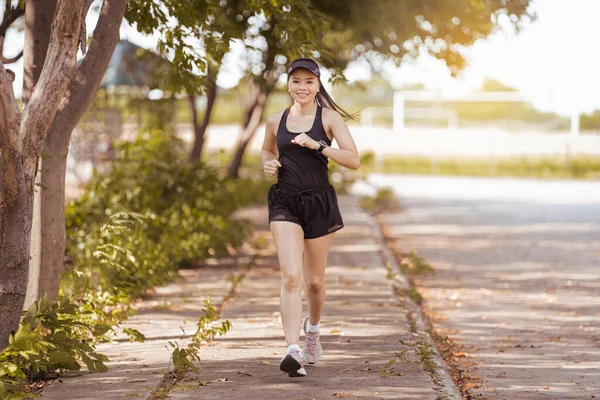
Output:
[315, 79, 358, 121]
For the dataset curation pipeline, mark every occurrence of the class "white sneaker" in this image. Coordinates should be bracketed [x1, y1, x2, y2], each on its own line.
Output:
[279, 348, 306, 377]
[302, 316, 322, 364]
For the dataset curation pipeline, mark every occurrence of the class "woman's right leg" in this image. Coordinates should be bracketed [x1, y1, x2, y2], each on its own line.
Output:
[270, 221, 305, 346]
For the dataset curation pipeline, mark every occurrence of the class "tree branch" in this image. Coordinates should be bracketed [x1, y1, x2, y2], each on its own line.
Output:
[79, 0, 95, 54]
[0, 61, 21, 203]
[0, 50, 23, 64]
[0, 63, 20, 150]
[51, 0, 127, 137]
[19, 0, 84, 157]
[0, 4, 25, 65]
[0, 4, 25, 36]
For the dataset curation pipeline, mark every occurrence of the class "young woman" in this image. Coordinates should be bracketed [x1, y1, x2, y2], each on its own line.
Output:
[260, 57, 360, 377]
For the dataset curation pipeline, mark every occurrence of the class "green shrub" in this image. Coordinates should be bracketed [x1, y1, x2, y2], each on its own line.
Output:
[66, 130, 251, 266]
[1, 129, 269, 396]
[63, 130, 268, 303]
[0, 296, 112, 398]
[169, 297, 231, 373]
[360, 187, 403, 213]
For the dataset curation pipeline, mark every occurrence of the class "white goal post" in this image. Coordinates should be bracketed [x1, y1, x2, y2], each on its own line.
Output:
[392, 90, 581, 137]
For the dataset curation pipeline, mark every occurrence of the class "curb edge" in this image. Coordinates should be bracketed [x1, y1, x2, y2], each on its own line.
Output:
[368, 208, 462, 400]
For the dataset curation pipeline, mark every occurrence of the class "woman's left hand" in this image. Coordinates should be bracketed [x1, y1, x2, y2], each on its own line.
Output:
[291, 133, 319, 150]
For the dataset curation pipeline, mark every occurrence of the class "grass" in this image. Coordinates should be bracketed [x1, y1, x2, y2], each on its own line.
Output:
[400, 250, 435, 276]
[359, 153, 600, 180]
[406, 311, 418, 334]
[359, 187, 403, 213]
[211, 149, 600, 181]
[397, 287, 424, 305]
[396, 338, 438, 377]
[415, 342, 436, 374]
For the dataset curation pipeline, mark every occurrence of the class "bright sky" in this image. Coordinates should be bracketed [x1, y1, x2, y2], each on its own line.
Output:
[4, 0, 599, 116]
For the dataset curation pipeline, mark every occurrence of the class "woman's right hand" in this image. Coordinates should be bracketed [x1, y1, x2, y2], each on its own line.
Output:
[263, 159, 282, 176]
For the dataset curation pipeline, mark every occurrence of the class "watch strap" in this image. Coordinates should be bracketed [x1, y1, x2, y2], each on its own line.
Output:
[317, 140, 327, 153]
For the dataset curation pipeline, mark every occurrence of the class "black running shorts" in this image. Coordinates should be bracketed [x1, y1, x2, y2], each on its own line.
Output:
[267, 183, 344, 239]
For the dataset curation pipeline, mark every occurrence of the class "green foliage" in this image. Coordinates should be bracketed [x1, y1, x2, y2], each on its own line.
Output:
[398, 338, 437, 375]
[63, 130, 259, 305]
[0, 129, 267, 396]
[0, 325, 50, 398]
[312, 0, 533, 74]
[0, 296, 112, 398]
[124, 0, 255, 94]
[397, 288, 424, 305]
[359, 187, 403, 213]
[122, 329, 146, 343]
[581, 110, 600, 131]
[170, 298, 232, 373]
[380, 358, 402, 378]
[62, 128, 266, 334]
[401, 250, 435, 276]
[360, 155, 600, 180]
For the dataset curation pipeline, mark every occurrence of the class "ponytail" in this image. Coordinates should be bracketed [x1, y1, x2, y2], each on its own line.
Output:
[315, 79, 358, 121]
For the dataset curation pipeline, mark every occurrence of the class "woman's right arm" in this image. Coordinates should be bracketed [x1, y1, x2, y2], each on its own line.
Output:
[261, 113, 282, 177]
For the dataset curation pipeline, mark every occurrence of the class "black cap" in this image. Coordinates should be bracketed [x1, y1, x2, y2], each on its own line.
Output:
[288, 58, 320, 78]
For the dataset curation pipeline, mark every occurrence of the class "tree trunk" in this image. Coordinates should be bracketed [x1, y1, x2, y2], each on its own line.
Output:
[0, 149, 33, 350]
[189, 65, 217, 162]
[22, 0, 57, 105]
[26, 129, 69, 305]
[25, 0, 127, 306]
[22, 0, 58, 306]
[0, 0, 85, 351]
[228, 89, 268, 178]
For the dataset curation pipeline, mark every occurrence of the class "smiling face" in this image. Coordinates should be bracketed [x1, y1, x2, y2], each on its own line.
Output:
[288, 69, 319, 104]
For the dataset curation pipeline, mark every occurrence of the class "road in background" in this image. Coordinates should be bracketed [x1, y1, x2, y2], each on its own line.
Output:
[365, 174, 600, 399]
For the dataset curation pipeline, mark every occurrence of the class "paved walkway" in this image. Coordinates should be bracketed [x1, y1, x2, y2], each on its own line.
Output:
[41, 196, 457, 399]
[371, 174, 600, 399]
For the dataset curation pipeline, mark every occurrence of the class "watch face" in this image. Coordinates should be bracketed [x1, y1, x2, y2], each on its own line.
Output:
[318, 140, 327, 153]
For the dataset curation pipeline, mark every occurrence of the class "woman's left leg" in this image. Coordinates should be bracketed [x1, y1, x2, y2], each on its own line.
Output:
[302, 232, 336, 364]
[303, 232, 336, 324]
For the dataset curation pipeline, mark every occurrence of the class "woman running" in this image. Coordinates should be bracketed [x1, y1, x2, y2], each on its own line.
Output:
[260, 57, 360, 377]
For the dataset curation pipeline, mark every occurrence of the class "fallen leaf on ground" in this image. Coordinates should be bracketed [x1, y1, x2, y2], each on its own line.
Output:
[258, 360, 271, 365]
[198, 378, 228, 386]
[363, 360, 370, 363]
[333, 393, 353, 398]
[361, 368, 371, 372]
[544, 386, 550, 390]
[330, 329, 342, 334]
[336, 369, 351, 374]
[237, 372, 253, 377]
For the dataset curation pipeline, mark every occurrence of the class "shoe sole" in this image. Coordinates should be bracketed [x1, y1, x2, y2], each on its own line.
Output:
[279, 354, 306, 377]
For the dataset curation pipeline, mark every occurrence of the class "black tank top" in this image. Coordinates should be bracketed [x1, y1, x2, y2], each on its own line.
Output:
[276, 106, 331, 189]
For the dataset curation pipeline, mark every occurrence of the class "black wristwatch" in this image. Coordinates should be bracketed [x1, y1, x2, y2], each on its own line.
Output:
[317, 140, 328, 153]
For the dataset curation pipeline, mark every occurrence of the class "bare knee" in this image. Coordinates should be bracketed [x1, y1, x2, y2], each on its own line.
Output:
[306, 278, 325, 293]
[282, 272, 302, 293]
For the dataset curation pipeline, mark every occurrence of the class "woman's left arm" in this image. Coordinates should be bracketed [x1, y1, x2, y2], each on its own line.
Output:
[321, 109, 360, 170]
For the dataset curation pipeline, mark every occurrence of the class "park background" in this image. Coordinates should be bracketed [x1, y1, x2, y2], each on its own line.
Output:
[1, 0, 599, 398]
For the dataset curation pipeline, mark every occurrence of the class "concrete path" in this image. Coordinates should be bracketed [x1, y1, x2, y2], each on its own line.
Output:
[41, 196, 456, 399]
[368, 174, 600, 399]
[40, 259, 246, 399]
